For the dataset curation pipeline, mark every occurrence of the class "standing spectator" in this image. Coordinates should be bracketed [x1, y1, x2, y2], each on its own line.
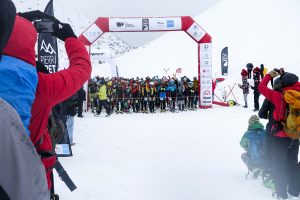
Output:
[96, 79, 110, 116]
[159, 82, 167, 112]
[66, 115, 74, 145]
[106, 80, 115, 114]
[0, 98, 49, 200]
[149, 81, 157, 113]
[77, 87, 86, 118]
[167, 79, 177, 111]
[260, 64, 265, 79]
[251, 67, 261, 111]
[131, 82, 140, 113]
[187, 82, 195, 110]
[193, 77, 199, 108]
[177, 80, 185, 111]
[6, 12, 92, 191]
[239, 70, 250, 108]
[88, 80, 98, 113]
[246, 63, 254, 79]
[258, 70, 300, 200]
[258, 78, 281, 190]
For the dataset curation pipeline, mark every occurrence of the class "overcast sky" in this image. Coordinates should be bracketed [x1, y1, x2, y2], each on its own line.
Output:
[59, 0, 221, 46]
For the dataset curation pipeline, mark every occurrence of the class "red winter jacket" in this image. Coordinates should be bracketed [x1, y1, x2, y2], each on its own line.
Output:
[258, 74, 300, 137]
[29, 37, 91, 189]
[4, 15, 91, 189]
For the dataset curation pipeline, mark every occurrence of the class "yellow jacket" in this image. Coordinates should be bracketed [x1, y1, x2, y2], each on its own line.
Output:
[98, 85, 107, 100]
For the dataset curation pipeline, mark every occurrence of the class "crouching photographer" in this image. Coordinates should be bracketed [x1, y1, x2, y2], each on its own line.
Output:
[8, 10, 92, 199]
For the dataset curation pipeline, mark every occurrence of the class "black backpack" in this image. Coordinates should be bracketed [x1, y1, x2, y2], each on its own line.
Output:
[48, 92, 79, 147]
[63, 93, 79, 117]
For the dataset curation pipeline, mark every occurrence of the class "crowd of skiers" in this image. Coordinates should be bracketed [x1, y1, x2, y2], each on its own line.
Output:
[0, 1, 91, 199]
[88, 75, 201, 116]
[240, 67, 300, 200]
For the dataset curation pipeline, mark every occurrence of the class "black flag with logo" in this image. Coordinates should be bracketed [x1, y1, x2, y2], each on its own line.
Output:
[37, 0, 58, 73]
[221, 47, 228, 75]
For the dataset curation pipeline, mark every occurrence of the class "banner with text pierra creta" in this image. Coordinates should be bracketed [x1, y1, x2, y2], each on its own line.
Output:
[37, 0, 59, 73]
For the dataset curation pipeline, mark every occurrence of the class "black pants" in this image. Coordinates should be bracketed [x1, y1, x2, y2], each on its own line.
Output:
[265, 123, 274, 170]
[97, 100, 110, 115]
[254, 91, 260, 110]
[78, 100, 83, 116]
[272, 137, 300, 199]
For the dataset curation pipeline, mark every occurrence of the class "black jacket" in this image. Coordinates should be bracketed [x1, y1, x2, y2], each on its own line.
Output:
[258, 98, 275, 133]
[78, 88, 86, 102]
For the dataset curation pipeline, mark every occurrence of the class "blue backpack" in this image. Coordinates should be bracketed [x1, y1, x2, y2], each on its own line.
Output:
[241, 129, 266, 171]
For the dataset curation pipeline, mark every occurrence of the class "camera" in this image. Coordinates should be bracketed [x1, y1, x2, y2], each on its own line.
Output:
[34, 21, 55, 33]
[273, 68, 285, 75]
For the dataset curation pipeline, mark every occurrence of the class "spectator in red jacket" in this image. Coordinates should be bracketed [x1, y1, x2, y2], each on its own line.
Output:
[258, 70, 300, 199]
[4, 13, 91, 191]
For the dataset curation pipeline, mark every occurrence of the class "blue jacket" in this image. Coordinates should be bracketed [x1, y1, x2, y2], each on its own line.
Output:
[0, 56, 38, 136]
[167, 84, 176, 92]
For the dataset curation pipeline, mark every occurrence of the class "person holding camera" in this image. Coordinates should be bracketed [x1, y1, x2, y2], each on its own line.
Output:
[0, 1, 50, 199]
[258, 68, 300, 199]
[3, 10, 92, 191]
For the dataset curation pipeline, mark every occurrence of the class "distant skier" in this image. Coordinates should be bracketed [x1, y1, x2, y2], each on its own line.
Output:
[238, 69, 250, 108]
[246, 63, 254, 79]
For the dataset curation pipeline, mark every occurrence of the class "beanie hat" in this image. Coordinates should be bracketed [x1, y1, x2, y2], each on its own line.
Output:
[253, 67, 260, 73]
[0, 0, 16, 58]
[248, 115, 259, 126]
[241, 69, 248, 77]
[280, 72, 299, 88]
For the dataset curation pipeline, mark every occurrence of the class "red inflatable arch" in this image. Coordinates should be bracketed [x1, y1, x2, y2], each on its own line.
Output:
[79, 16, 212, 108]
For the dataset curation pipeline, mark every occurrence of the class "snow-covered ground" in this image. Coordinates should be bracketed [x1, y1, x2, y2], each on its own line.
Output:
[13, 0, 300, 199]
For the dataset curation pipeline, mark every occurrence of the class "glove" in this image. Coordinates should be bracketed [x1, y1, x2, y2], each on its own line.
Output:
[52, 22, 76, 41]
[269, 70, 278, 78]
[18, 10, 57, 22]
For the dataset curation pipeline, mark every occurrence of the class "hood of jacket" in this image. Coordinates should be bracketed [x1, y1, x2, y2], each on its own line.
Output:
[3, 16, 37, 66]
[0, 0, 16, 58]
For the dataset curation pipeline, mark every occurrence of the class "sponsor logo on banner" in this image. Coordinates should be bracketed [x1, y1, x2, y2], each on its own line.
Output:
[148, 17, 182, 31]
[186, 22, 206, 42]
[142, 18, 149, 30]
[116, 22, 124, 27]
[109, 18, 142, 31]
[167, 20, 174, 27]
[83, 23, 103, 43]
[203, 90, 211, 96]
